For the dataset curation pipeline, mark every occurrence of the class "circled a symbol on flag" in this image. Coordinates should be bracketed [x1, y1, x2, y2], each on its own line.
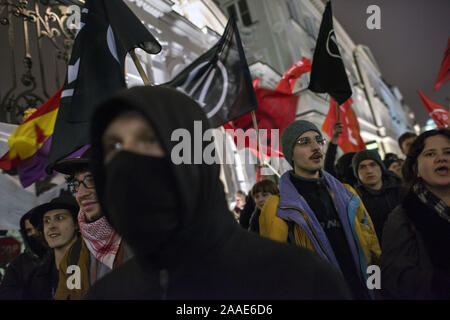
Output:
[175, 60, 229, 119]
[326, 30, 341, 59]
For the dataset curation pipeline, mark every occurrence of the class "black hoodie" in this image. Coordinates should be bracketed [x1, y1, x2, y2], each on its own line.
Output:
[86, 86, 351, 300]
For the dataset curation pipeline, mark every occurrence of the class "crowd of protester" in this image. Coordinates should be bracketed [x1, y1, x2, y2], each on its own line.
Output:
[0, 86, 449, 300]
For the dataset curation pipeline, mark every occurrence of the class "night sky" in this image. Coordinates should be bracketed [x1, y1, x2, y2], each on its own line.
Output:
[331, 0, 450, 127]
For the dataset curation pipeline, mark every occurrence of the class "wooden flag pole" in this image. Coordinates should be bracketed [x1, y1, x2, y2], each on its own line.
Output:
[336, 100, 341, 122]
[129, 49, 152, 86]
[251, 110, 265, 166]
[251, 110, 280, 178]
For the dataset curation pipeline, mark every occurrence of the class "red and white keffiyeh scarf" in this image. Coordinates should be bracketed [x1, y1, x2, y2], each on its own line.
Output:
[78, 210, 122, 269]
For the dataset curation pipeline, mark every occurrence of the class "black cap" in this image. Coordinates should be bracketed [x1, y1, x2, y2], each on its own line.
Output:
[29, 194, 79, 228]
[53, 148, 91, 175]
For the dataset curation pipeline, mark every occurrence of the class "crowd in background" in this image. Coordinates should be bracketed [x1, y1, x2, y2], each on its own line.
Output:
[0, 86, 449, 300]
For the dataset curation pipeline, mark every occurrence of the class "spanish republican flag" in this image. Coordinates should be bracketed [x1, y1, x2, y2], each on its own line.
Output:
[0, 88, 62, 185]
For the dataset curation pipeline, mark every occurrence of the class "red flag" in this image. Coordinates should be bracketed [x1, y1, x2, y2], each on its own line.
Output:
[0, 152, 20, 171]
[434, 37, 450, 91]
[322, 97, 366, 153]
[275, 57, 312, 94]
[417, 90, 449, 128]
[225, 84, 298, 158]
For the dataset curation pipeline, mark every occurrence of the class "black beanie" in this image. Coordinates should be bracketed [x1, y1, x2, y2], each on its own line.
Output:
[352, 150, 386, 180]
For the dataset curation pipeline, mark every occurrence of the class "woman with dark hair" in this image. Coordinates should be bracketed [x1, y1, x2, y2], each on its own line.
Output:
[381, 128, 450, 299]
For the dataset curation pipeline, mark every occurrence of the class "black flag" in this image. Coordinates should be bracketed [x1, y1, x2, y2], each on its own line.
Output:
[308, 1, 352, 105]
[165, 16, 258, 128]
[46, 0, 161, 172]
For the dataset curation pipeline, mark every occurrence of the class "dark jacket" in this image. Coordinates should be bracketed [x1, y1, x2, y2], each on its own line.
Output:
[248, 208, 261, 234]
[324, 143, 357, 186]
[85, 86, 351, 300]
[381, 191, 450, 299]
[0, 252, 40, 299]
[0, 251, 58, 300]
[354, 171, 405, 240]
[239, 195, 255, 230]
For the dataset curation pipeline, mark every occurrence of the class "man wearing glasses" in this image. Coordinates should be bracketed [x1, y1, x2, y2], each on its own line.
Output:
[50, 149, 132, 299]
[259, 120, 380, 300]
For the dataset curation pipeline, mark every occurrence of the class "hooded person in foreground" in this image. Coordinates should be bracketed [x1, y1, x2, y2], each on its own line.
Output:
[85, 86, 351, 300]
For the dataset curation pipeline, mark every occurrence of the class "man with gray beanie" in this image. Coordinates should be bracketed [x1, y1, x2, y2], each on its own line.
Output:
[259, 120, 381, 300]
[352, 149, 405, 240]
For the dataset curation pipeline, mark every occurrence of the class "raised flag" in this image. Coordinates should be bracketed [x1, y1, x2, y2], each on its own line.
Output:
[417, 90, 449, 128]
[46, 0, 161, 172]
[0, 89, 62, 187]
[275, 57, 312, 95]
[308, 1, 352, 105]
[224, 79, 298, 158]
[322, 97, 366, 153]
[434, 37, 450, 91]
[165, 16, 258, 128]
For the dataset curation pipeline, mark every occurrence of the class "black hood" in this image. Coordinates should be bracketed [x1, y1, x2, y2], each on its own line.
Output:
[89, 86, 236, 267]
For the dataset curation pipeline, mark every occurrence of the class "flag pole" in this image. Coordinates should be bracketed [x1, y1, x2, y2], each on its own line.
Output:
[335, 98, 340, 122]
[251, 110, 264, 167]
[129, 49, 152, 86]
[250, 111, 280, 178]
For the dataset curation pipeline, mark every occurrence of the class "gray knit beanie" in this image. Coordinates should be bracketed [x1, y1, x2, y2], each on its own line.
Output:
[352, 149, 386, 180]
[281, 120, 322, 166]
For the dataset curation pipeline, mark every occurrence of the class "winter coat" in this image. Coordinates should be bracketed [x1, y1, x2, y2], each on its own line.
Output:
[248, 208, 261, 234]
[84, 86, 352, 300]
[54, 237, 130, 300]
[381, 191, 450, 299]
[0, 251, 57, 300]
[354, 171, 405, 240]
[259, 170, 381, 298]
[0, 252, 42, 299]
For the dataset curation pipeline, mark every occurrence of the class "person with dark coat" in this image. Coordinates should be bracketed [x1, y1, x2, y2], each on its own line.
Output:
[352, 150, 405, 240]
[0, 195, 79, 299]
[84, 86, 351, 300]
[51, 148, 133, 300]
[0, 210, 49, 299]
[381, 128, 450, 299]
[323, 121, 357, 186]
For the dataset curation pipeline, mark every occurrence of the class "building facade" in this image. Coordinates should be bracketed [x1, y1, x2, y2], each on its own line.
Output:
[0, 0, 421, 208]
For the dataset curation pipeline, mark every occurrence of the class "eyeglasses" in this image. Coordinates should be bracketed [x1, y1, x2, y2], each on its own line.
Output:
[295, 136, 326, 147]
[68, 174, 95, 194]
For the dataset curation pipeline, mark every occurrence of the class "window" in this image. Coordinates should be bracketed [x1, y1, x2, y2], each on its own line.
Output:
[226, 0, 253, 26]
[227, 4, 237, 20]
[238, 0, 252, 26]
[286, 0, 300, 24]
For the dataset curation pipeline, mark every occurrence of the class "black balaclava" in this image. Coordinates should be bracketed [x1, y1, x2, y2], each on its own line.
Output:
[104, 151, 180, 257]
[90, 86, 236, 269]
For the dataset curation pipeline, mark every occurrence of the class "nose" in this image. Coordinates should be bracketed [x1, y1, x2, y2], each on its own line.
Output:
[122, 138, 142, 154]
[76, 183, 91, 198]
[47, 219, 57, 230]
[29, 229, 38, 237]
[435, 152, 448, 162]
[310, 139, 323, 151]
